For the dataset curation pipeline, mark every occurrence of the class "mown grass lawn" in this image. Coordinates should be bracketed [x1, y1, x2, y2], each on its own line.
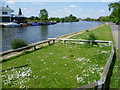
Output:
[70, 24, 118, 88]
[1, 24, 117, 88]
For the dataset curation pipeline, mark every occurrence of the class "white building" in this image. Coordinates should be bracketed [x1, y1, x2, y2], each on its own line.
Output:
[0, 6, 14, 22]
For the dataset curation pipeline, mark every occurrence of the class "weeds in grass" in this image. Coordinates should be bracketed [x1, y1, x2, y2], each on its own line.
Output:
[11, 39, 28, 49]
[86, 33, 98, 46]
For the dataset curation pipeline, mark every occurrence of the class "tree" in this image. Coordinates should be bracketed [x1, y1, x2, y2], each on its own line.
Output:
[6, 5, 9, 8]
[97, 16, 110, 21]
[62, 14, 79, 22]
[48, 17, 60, 22]
[18, 8, 22, 15]
[39, 9, 48, 22]
[108, 2, 120, 24]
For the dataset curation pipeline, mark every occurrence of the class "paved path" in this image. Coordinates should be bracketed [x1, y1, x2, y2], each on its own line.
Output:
[109, 22, 119, 49]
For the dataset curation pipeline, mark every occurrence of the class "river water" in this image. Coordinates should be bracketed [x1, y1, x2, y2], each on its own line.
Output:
[1, 21, 102, 52]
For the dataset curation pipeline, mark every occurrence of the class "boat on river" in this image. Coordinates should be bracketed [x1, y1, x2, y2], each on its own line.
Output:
[31, 22, 39, 26]
[39, 22, 56, 25]
[2, 22, 21, 28]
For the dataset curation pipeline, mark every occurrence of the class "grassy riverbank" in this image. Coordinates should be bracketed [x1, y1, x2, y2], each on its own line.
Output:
[1, 24, 118, 88]
[70, 24, 118, 88]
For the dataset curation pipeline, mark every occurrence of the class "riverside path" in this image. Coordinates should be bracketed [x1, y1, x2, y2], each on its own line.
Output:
[109, 22, 119, 49]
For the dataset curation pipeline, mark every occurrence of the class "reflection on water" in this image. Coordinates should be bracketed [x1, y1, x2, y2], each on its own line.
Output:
[1, 21, 102, 51]
[40, 25, 48, 40]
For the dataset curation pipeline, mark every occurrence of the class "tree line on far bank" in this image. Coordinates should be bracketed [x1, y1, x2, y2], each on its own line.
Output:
[83, 2, 120, 25]
[25, 9, 79, 23]
[18, 2, 119, 24]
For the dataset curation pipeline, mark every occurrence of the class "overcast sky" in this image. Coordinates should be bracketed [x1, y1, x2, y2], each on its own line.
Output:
[1, 0, 119, 19]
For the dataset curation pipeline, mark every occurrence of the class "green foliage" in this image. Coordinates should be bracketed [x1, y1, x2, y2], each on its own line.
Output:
[71, 25, 114, 41]
[39, 9, 48, 22]
[18, 8, 22, 15]
[61, 14, 79, 22]
[108, 2, 120, 24]
[83, 17, 96, 21]
[97, 16, 110, 21]
[2, 42, 111, 88]
[11, 39, 27, 49]
[48, 17, 61, 22]
[27, 14, 79, 23]
[86, 33, 98, 46]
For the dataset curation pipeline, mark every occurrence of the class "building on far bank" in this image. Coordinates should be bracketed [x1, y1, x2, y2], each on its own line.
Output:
[0, 6, 14, 22]
[0, 6, 26, 23]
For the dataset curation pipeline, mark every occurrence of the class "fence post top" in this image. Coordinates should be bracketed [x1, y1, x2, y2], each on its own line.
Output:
[47, 38, 56, 40]
[97, 80, 104, 85]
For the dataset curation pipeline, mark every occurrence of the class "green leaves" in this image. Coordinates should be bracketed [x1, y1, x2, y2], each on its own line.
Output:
[11, 38, 27, 49]
[39, 9, 48, 21]
[18, 8, 22, 15]
[108, 2, 120, 24]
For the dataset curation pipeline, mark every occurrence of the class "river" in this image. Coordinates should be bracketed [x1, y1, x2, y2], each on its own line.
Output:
[1, 21, 102, 52]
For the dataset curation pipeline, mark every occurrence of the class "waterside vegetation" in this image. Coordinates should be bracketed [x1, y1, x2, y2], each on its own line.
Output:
[25, 9, 79, 23]
[26, 14, 79, 23]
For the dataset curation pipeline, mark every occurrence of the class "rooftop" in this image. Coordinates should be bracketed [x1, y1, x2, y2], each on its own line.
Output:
[0, 7, 14, 12]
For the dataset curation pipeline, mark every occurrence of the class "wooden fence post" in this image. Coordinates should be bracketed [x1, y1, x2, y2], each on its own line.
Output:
[34, 46, 36, 50]
[48, 41, 50, 45]
[53, 40, 55, 44]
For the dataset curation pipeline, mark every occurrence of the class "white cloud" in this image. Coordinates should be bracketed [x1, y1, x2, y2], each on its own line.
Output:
[22, 8, 32, 16]
[69, 4, 78, 8]
[64, 8, 68, 10]
[64, 8, 71, 13]
[101, 0, 119, 2]
[77, 8, 83, 11]
[5, 0, 15, 4]
[66, 10, 71, 13]
[98, 10, 106, 13]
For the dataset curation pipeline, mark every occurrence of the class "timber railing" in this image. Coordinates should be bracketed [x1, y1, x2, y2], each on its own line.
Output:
[48, 38, 115, 89]
[0, 39, 55, 56]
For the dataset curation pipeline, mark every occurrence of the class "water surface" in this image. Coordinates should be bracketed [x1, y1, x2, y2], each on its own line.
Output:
[1, 21, 102, 51]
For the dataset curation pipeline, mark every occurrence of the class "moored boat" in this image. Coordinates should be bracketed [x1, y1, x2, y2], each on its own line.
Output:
[3, 22, 21, 28]
[31, 22, 39, 26]
[20, 23, 31, 27]
[39, 22, 56, 25]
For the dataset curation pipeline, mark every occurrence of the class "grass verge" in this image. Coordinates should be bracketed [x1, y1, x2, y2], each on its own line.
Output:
[1, 24, 118, 88]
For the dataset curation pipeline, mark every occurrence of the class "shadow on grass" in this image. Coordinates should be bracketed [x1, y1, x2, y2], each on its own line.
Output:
[104, 50, 116, 89]
[2, 64, 29, 72]
[0, 44, 52, 63]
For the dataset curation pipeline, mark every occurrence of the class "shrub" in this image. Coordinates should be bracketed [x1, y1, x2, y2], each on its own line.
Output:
[11, 39, 28, 49]
[86, 33, 98, 46]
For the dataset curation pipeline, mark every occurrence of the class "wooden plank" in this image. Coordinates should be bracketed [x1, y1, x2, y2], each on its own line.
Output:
[78, 81, 98, 88]
[97, 42, 114, 89]
[48, 38, 111, 43]
[0, 39, 53, 56]
[100, 43, 114, 82]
